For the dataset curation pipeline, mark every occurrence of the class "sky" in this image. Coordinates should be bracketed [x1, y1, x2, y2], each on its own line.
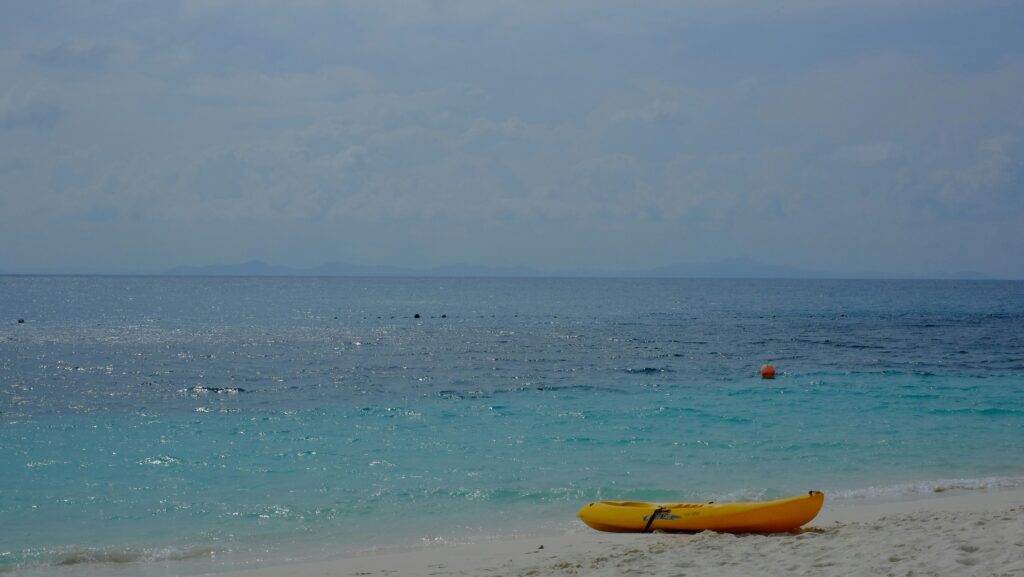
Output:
[1, 1, 1023, 277]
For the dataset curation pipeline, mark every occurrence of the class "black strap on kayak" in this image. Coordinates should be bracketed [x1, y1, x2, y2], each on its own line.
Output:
[644, 507, 669, 533]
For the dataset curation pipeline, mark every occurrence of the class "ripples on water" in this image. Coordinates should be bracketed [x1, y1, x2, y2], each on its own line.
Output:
[1, 277, 1022, 575]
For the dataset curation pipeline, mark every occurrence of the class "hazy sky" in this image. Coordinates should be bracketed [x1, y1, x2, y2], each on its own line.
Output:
[2, 1, 1023, 276]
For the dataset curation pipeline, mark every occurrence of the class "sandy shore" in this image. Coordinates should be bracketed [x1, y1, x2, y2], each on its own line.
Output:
[222, 488, 1024, 577]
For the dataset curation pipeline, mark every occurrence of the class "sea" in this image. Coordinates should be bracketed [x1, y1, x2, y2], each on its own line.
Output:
[1, 276, 1022, 576]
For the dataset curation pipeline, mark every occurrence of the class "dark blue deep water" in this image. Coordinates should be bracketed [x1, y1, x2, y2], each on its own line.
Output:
[2, 277, 1023, 576]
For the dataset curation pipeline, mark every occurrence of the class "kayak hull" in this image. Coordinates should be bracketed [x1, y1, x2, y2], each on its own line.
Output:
[577, 491, 824, 533]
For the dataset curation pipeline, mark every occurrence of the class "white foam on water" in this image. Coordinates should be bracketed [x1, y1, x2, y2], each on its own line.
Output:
[827, 475, 1024, 502]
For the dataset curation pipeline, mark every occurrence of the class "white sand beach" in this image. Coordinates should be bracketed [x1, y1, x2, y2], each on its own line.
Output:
[222, 488, 1024, 577]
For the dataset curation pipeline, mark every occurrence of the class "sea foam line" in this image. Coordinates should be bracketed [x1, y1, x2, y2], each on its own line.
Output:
[826, 475, 1024, 501]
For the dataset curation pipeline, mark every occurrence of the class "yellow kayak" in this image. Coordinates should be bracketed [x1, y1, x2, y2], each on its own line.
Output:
[578, 491, 824, 533]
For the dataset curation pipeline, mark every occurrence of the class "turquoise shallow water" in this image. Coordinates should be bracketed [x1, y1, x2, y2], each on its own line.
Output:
[1, 277, 1023, 575]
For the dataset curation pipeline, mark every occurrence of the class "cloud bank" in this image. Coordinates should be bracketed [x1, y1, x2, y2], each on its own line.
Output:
[1, 1, 1022, 276]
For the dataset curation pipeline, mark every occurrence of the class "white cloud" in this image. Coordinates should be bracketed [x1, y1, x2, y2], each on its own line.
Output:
[608, 99, 685, 125]
[1, 1, 1023, 274]
[0, 87, 62, 131]
[845, 142, 903, 166]
[27, 42, 117, 72]
[928, 135, 1021, 216]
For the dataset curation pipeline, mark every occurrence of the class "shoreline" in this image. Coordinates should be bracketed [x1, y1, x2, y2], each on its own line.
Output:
[218, 487, 1024, 577]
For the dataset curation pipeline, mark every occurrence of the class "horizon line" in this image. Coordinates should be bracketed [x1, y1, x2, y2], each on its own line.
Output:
[0, 257, 1015, 281]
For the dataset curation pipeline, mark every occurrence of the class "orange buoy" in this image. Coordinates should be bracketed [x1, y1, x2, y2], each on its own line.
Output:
[760, 364, 776, 379]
